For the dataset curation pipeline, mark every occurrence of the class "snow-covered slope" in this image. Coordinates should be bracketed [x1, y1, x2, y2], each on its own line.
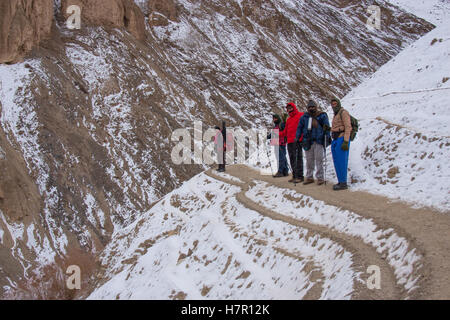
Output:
[88, 173, 355, 299]
[341, 1, 450, 211]
[388, 0, 450, 25]
[89, 171, 423, 299]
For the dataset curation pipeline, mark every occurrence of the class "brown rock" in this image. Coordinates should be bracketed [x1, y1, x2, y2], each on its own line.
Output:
[147, 0, 178, 26]
[123, 0, 146, 40]
[0, 0, 53, 64]
[61, 0, 146, 40]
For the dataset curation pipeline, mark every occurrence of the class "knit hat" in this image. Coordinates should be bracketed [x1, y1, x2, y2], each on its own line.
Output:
[307, 100, 317, 108]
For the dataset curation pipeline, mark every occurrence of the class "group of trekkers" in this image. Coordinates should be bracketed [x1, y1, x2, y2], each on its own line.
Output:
[268, 98, 352, 191]
[214, 97, 352, 191]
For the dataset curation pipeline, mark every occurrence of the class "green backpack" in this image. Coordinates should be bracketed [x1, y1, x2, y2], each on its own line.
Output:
[340, 109, 359, 141]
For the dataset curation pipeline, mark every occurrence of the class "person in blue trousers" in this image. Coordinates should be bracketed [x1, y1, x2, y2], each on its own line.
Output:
[330, 98, 352, 191]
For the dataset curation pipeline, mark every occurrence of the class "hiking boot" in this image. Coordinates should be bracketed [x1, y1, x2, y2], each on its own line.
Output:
[288, 177, 296, 183]
[303, 178, 314, 185]
[273, 172, 284, 178]
[317, 180, 325, 186]
[333, 183, 348, 191]
[293, 178, 303, 184]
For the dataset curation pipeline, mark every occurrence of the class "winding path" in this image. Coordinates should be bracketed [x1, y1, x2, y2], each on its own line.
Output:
[206, 164, 450, 299]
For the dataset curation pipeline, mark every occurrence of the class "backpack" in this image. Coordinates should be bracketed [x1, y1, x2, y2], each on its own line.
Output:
[339, 109, 359, 141]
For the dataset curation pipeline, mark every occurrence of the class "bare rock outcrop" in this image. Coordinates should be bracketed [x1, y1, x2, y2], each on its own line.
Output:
[147, 0, 179, 26]
[0, 0, 53, 64]
[61, 0, 146, 40]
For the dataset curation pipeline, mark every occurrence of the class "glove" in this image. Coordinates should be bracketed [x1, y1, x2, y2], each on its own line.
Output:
[323, 124, 331, 132]
[341, 140, 349, 151]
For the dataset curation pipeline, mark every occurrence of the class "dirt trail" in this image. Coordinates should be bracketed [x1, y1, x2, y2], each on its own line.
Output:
[206, 171, 400, 299]
[220, 200, 326, 300]
[207, 165, 450, 300]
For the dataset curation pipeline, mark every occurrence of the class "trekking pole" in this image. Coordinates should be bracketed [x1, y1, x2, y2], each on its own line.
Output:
[323, 130, 330, 186]
[324, 139, 327, 186]
[286, 147, 294, 179]
[294, 143, 299, 187]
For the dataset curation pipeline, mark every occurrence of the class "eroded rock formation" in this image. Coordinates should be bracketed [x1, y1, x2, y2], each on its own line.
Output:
[0, 0, 53, 63]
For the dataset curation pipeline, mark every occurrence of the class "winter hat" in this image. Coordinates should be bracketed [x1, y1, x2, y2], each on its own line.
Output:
[307, 100, 317, 108]
[273, 114, 282, 123]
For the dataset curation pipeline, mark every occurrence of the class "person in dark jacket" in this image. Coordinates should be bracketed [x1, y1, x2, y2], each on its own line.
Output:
[296, 100, 331, 185]
[268, 114, 289, 177]
[280, 102, 304, 183]
[214, 121, 233, 172]
[214, 125, 225, 172]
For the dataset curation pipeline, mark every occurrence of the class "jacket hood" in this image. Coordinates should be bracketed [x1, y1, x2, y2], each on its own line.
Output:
[286, 102, 299, 115]
[331, 97, 342, 115]
[331, 97, 342, 108]
[273, 114, 282, 123]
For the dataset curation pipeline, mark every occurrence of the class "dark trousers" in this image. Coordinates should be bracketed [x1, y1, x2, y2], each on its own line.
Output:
[276, 145, 289, 175]
[287, 142, 304, 179]
[217, 148, 226, 171]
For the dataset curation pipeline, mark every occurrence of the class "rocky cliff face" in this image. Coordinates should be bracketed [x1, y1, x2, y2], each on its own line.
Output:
[0, 0, 433, 298]
[0, 0, 54, 64]
[59, 0, 147, 40]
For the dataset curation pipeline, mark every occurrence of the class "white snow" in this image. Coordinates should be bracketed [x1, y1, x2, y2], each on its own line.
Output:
[89, 173, 358, 300]
[213, 171, 245, 184]
[387, 0, 450, 26]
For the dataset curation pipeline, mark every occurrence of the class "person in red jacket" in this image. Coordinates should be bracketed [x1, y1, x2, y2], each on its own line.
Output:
[280, 102, 304, 183]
